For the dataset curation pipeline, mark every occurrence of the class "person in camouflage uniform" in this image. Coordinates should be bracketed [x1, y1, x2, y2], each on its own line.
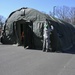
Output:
[43, 21, 54, 52]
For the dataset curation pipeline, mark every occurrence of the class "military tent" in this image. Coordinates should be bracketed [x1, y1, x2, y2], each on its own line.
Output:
[1, 7, 75, 51]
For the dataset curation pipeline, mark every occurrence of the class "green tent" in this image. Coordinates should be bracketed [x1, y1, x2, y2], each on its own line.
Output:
[1, 7, 75, 51]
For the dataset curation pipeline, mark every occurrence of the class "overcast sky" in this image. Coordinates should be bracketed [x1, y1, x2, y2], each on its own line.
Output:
[0, 0, 75, 18]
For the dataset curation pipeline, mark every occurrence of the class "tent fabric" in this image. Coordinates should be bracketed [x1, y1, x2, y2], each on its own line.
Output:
[1, 7, 75, 51]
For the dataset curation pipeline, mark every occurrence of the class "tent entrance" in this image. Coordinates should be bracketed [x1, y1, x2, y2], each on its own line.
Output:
[20, 23, 24, 45]
[14, 20, 33, 48]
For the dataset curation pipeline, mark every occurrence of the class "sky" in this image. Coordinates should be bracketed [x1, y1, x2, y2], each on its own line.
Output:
[0, 0, 75, 18]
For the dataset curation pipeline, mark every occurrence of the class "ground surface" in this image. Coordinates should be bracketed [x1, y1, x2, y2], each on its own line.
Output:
[0, 44, 75, 75]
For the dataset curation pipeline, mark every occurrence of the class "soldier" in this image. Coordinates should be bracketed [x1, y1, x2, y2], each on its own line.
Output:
[43, 21, 54, 52]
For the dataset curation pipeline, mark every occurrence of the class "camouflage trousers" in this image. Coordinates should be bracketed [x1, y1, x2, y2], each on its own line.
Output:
[43, 37, 51, 51]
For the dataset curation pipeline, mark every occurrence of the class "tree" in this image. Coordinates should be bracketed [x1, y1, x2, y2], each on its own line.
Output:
[69, 7, 75, 25]
[49, 6, 75, 25]
[0, 15, 5, 28]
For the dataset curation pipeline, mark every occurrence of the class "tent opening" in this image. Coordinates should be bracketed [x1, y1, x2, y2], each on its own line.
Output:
[14, 20, 33, 48]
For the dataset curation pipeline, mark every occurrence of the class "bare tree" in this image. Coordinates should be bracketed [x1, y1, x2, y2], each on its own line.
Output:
[49, 6, 75, 25]
[69, 7, 75, 25]
[0, 15, 5, 28]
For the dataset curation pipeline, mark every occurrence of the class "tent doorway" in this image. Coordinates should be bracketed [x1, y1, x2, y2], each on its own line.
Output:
[14, 20, 33, 48]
